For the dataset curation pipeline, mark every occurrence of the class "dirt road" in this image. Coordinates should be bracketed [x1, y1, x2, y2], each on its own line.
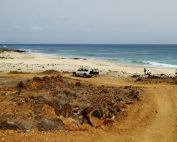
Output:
[132, 85, 177, 142]
[0, 75, 177, 142]
[83, 77, 177, 142]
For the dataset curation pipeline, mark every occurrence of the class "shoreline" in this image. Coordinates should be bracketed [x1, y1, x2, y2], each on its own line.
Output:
[19, 48, 177, 69]
[0, 50, 176, 76]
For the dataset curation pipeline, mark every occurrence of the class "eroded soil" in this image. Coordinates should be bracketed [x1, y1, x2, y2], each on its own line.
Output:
[0, 72, 177, 142]
[0, 72, 141, 133]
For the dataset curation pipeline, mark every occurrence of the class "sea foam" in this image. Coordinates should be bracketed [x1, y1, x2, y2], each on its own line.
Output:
[143, 61, 177, 68]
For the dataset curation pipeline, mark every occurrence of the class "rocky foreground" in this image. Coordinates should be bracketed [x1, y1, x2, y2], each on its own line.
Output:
[0, 72, 141, 132]
[132, 74, 177, 84]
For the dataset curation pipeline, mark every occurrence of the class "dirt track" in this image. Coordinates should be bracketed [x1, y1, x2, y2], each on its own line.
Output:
[82, 77, 177, 142]
[132, 85, 177, 142]
[0, 75, 177, 142]
[103, 85, 177, 142]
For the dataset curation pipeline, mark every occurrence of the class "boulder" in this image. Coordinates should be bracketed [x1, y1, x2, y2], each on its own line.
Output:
[88, 115, 103, 127]
[55, 104, 72, 118]
[0, 119, 33, 131]
[88, 109, 103, 127]
[82, 107, 94, 116]
[0, 121, 19, 130]
[63, 117, 80, 130]
[72, 115, 85, 124]
[90, 109, 102, 119]
[37, 118, 65, 131]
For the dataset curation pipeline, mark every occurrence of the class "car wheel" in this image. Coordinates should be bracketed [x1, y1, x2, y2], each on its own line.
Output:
[83, 74, 87, 78]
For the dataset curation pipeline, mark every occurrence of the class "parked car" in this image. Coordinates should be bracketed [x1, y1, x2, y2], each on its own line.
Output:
[73, 67, 99, 78]
[92, 69, 99, 75]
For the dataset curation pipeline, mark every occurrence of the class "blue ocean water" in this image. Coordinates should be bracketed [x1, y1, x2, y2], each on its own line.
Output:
[1, 44, 177, 68]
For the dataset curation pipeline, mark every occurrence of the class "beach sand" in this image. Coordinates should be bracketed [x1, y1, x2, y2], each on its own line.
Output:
[0, 51, 176, 76]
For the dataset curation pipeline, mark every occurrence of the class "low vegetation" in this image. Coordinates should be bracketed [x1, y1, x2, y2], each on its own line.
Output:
[0, 74, 141, 131]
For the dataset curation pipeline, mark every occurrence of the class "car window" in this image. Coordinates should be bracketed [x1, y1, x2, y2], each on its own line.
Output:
[78, 68, 83, 71]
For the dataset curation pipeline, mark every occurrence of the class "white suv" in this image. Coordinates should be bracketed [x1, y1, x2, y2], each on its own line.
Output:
[73, 67, 94, 78]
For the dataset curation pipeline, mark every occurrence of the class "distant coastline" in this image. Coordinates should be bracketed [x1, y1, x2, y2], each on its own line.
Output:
[0, 47, 176, 76]
[1, 44, 177, 69]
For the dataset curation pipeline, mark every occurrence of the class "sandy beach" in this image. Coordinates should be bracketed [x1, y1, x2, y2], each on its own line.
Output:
[0, 50, 176, 76]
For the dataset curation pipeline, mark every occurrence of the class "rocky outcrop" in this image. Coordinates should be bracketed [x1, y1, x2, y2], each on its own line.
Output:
[0, 48, 26, 53]
[134, 75, 177, 84]
[0, 75, 142, 131]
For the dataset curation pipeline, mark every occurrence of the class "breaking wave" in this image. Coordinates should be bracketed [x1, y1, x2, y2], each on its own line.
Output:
[131, 60, 177, 68]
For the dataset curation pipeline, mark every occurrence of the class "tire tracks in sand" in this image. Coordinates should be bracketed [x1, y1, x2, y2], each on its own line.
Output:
[90, 84, 177, 142]
[129, 85, 177, 142]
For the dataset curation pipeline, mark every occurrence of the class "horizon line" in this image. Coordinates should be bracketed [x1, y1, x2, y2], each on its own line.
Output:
[1, 43, 177, 45]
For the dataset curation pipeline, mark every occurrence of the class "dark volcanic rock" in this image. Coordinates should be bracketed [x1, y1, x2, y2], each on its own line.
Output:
[90, 109, 102, 119]
[81, 108, 103, 127]
[88, 109, 103, 127]
[0, 48, 26, 53]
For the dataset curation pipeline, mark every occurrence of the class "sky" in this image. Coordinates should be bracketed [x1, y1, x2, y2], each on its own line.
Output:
[0, 0, 177, 44]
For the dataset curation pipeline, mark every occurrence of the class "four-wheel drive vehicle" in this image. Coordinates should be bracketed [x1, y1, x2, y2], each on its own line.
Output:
[73, 67, 99, 77]
[92, 69, 99, 75]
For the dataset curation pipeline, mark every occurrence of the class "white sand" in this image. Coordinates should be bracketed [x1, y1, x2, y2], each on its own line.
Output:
[0, 51, 176, 76]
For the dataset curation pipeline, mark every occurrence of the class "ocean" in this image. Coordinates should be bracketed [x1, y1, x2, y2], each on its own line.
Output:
[1, 44, 177, 68]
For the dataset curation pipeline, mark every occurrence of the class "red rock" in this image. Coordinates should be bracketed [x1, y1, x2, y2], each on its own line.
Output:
[88, 115, 103, 127]
[63, 118, 80, 131]
[42, 104, 56, 117]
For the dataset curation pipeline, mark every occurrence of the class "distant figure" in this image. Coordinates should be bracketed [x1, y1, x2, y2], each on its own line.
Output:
[144, 68, 147, 75]
[147, 70, 151, 76]
[175, 69, 177, 76]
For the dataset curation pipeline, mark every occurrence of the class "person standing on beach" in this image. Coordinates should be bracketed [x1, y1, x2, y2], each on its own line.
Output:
[144, 68, 147, 75]
[175, 69, 177, 76]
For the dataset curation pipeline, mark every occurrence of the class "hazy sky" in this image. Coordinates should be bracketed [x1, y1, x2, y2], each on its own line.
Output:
[0, 0, 177, 44]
